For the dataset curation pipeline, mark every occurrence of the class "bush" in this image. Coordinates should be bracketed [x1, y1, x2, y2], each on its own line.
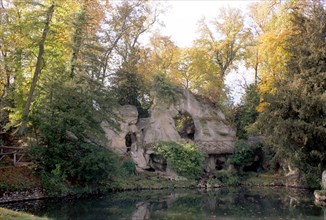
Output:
[215, 170, 240, 186]
[39, 168, 72, 196]
[74, 143, 119, 184]
[29, 141, 119, 192]
[26, 75, 121, 194]
[121, 159, 136, 176]
[152, 73, 178, 103]
[152, 141, 204, 179]
[229, 140, 255, 167]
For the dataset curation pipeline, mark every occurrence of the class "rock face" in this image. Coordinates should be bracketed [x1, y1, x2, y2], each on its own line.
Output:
[102, 105, 138, 155]
[322, 171, 326, 190]
[144, 88, 236, 154]
[314, 171, 326, 206]
[102, 87, 236, 177]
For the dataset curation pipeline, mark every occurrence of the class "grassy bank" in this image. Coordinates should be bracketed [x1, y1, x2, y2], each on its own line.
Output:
[240, 172, 286, 186]
[0, 164, 197, 195]
[0, 208, 49, 220]
[0, 166, 41, 192]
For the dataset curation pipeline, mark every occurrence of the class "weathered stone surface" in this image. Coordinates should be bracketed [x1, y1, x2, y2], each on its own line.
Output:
[101, 105, 138, 155]
[65, 131, 79, 141]
[314, 190, 326, 205]
[131, 146, 150, 170]
[322, 170, 326, 189]
[143, 87, 236, 154]
[102, 87, 236, 178]
[150, 154, 167, 171]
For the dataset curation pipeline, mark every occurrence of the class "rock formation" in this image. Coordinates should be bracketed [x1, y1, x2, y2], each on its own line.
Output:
[102, 87, 236, 177]
[322, 170, 326, 190]
[314, 170, 326, 206]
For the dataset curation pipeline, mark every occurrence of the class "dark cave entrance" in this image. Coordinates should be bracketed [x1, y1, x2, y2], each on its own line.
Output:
[174, 111, 195, 140]
[125, 132, 137, 152]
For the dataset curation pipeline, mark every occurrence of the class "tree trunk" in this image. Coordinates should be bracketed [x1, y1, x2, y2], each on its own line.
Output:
[18, 4, 55, 135]
[70, 2, 87, 78]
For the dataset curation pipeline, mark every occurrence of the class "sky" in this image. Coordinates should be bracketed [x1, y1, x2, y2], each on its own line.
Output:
[156, 1, 258, 104]
[159, 1, 256, 47]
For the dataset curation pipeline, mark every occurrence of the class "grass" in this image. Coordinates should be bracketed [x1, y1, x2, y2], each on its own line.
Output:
[0, 165, 41, 192]
[0, 208, 49, 220]
[240, 172, 286, 186]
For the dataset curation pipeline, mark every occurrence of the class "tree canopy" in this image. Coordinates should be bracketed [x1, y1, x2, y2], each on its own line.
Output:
[0, 0, 325, 190]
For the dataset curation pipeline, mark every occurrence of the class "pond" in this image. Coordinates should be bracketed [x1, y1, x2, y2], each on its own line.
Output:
[1, 187, 325, 219]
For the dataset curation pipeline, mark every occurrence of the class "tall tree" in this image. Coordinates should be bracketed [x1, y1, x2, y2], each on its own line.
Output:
[196, 7, 249, 79]
[245, 0, 281, 85]
[257, 1, 326, 187]
[108, 0, 159, 116]
[249, 1, 297, 111]
[18, 2, 55, 134]
[69, 0, 107, 79]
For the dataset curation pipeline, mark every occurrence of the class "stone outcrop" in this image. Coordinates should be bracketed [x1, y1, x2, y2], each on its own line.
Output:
[101, 105, 138, 155]
[143, 88, 236, 154]
[102, 87, 236, 177]
[314, 171, 326, 206]
[322, 170, 326, 190]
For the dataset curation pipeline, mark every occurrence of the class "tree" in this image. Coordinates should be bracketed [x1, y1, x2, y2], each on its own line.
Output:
[108, 0, 160, 116]
[69, 0, 107, 80]
[245, 0, 281, 85]
[257, 1, 326, 187]
[19, 2, 55, 134]
[234, 84, 260, 139]
[196, 7, 249, 79]
[248, 1, 297, 112]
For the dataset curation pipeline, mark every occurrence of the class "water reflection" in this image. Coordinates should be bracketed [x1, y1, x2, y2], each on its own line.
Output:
[1, 187, 325, 220]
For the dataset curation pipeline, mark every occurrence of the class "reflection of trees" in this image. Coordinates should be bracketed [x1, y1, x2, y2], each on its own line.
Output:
[3, 188, 324, 219]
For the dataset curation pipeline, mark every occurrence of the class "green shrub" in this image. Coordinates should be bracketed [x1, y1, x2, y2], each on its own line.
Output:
[39, 170, 72, 197]
[152, 141, 204, 179]
[74, 143, 119, 184]
[216, 170, 240, 186]
[121, 159, 136, 176]
[152, 73, 178, 103]
[207, 176, 222, 186]
[229, 140, 255, 166]
[29, 141, 119, 193]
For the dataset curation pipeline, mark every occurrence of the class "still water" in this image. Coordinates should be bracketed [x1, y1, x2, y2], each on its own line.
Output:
[2, 187, 325, 219]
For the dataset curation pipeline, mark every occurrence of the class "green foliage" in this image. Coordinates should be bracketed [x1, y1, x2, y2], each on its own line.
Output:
[31, 75, 117, 143]
[153, 141, 204, 179]
[230, 140, 256, 166]
[39, 169, 72, 197]
[257, 3, 326, 188]
[29, 141, 119, 194]
[234, 84, 260, 139]
[121, 159, 136, 176]
[28, 74, 120, 193]
[215, 170, 240, 186]
[112, 70, 150, 117]
[74, 143, 119, 184]
[152, 73, 178, 103]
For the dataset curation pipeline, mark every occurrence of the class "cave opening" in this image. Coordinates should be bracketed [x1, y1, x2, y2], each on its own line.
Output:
[174, 111, 195, 140]
[150, 154, 167, 172]
[125, 132, 137, 152]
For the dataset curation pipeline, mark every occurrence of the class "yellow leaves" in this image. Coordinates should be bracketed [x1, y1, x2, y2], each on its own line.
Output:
[254, 2, 297, 104]
[256, 99, 270, 112]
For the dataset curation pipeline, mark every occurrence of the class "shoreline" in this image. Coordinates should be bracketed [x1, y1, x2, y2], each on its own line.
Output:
[0, 180, 312, 205]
